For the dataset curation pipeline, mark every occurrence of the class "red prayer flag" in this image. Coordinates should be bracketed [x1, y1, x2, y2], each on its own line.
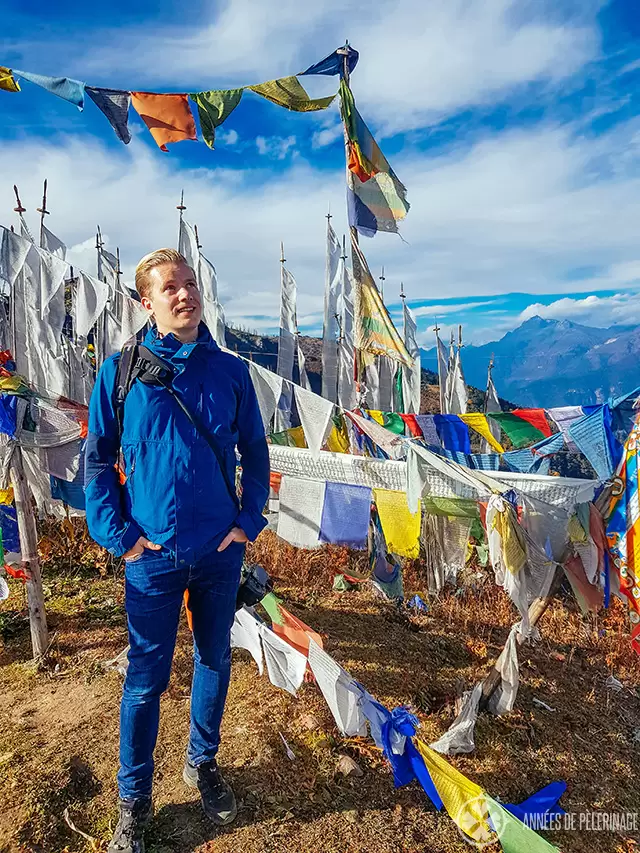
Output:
[512, 408, 552, 437]
[400, 414, 422, 437]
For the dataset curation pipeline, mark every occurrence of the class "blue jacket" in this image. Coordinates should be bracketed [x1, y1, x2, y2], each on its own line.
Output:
[85, 323, 270, 562]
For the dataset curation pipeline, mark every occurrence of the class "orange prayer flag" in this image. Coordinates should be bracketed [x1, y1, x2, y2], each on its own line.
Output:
[273, 605, 323, 657]
[130, 92, 197, 151]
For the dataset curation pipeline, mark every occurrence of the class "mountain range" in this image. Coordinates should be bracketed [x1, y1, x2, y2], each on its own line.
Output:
[421, 316, 640, 408]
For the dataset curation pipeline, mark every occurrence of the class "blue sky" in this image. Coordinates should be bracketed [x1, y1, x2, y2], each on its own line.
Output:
[3, 0, 640, 346]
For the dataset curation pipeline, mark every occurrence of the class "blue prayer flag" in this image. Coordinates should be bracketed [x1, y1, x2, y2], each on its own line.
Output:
[319, 482, 371, 548]
[434, 415, 471, 454]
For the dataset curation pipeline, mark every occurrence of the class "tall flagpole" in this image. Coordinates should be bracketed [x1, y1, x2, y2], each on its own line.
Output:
[36, 179, 49, 249]
[176, 189, 186, 249]
[433, 317, 445, 414]
[484, 354, 494, 413]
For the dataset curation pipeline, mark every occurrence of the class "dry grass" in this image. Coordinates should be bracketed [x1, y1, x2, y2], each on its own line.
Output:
[0, 524, 639, 853]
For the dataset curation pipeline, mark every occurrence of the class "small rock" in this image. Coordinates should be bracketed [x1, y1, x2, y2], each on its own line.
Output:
[336, 754, 363, 777]
[299, 713, 320, 731]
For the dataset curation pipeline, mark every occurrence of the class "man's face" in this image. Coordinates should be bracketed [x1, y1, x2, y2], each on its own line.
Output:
[142, 261, 202, 337]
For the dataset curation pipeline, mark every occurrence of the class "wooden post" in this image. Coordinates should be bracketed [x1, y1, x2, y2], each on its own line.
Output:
[10, 446, 48, 659]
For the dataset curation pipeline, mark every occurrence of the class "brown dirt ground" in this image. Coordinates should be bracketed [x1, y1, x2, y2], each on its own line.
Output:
[1, 526, 640, 853]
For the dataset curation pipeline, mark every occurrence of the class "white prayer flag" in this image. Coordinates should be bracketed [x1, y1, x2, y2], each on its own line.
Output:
[293, 385, 334, 457]
[277, 475, 325, 549]
[308, 638, 367, 736]
[75, 271, 109, 338]
[231, 606, 264, 676]
[259, 623, 307, 696]
[321, 223, 342, 403]
[402, 303, 421, 414]
[249, 362, 284, 433]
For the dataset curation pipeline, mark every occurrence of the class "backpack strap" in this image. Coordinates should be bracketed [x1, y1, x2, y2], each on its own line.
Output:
[114, 343, 139, 441]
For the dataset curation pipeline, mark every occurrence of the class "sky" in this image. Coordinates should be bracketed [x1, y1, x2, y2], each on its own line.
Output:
[3, 0, 640, 347]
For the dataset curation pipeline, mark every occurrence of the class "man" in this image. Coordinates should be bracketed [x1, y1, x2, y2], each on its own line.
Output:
[85, 249, 270, 853]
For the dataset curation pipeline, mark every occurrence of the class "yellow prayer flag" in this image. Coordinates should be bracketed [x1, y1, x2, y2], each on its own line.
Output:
[414, 740, 493, 845]
[373, 488, 420, 558]
[0, 67, 20, 93]
[248, 76, 335, 111]
[491, 506, 527, 575]
[368, 410, 385, 426]
[288, 425, 307, 448]
[459, 413, 504, 454]
[326, 419, 350, 454]
[0, 486, 14, 505]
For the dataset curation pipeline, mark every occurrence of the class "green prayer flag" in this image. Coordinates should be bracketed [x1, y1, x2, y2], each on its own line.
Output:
[260, 592, 284, 625]
[382, 412, 405, 435]
[487, 412, 544, 448]
[190, 89, 243, 149]
[249, 76, 335, 111]
[423, 496, 480, 519]
[486, 797, 561, 853]
[393, 365, 404, 413]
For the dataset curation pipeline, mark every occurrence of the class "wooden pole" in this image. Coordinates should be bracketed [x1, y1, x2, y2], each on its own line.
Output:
[10, 446, 48, 659]
[36, 179, 50, 249]
[433, 318, 445, 414]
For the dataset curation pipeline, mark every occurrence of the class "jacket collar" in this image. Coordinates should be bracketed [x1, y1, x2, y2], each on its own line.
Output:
[144, 322, 219, 363]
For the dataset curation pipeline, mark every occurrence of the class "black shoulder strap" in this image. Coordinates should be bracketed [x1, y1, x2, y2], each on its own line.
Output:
[114, 343, 138, 440]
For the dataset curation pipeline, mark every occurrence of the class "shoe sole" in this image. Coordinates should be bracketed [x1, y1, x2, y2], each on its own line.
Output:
[182, 767, 238, 826]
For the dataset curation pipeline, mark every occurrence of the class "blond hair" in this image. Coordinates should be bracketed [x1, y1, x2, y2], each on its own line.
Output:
[135, 248, 192, 298]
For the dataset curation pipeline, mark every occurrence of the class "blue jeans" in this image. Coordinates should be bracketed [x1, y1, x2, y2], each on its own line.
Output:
[117, 541, 243, 800]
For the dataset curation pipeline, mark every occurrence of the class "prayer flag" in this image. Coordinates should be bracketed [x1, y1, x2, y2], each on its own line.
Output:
[273, 604, 323, 657]
[131, 92, 197, 151]
[14, 69, 84, 108]
[414, 414, 440, 447]
[86, 87, 131, 144]
[400, 414, 422, 437]
[512, 408, 552, 438]
[434, 414, 471, 454]
[249, 76, 335, 111]
[325, 414, 351, 454]
[190, 89, 243, 148]
[488, 412, 545, 448]
[569, 404, 620, 480]
[486, 796, 561, 852]
[319, 482, 371, 548]
[341, 80, 409, 236]
[321, 222, 342, 402]
[414, 740, 492, 845]
[459, 413, 504, 453]
[606, 415, 640, 653]
[373, 488, 420, 558]
[0, 67, 19, 92]
[351, 236, 412, 365]
[300, 46, 359, 77]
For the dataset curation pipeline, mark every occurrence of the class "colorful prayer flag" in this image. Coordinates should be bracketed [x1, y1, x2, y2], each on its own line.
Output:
[434, 414, 471, 454]
[190, 89, 244, 148]
[249, 76, 335, 111]
[606, 415, 640, 653]
[300, 46, 359, 77]
[414, 739, 492, 845]
[131, 92, 197, 151]
[340, 80, 409, 236]
[512, 408, 552, 438]
[351, 236, 412, 366]
[14, 69, 84, 108]
[273, 604, 323, 657]
[0, 67, 20, 93]
[459, 413, 505, 453]
[486, 796, 561, 852]
[373, 488, 421, 558]
[319, 482, 371, 549]
[488, 412, 545, 448]
[86, 87, 131, 143]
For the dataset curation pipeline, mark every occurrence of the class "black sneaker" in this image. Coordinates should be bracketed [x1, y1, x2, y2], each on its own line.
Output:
[107, 797, 152, 853]
[183, 759, 237, 825]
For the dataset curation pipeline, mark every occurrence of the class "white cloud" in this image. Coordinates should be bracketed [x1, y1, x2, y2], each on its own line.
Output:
[519, 292, 640, 328]
[256, 135, 297, 159]
[217, 128, 239, 146]
[312, 123, 344, 148]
